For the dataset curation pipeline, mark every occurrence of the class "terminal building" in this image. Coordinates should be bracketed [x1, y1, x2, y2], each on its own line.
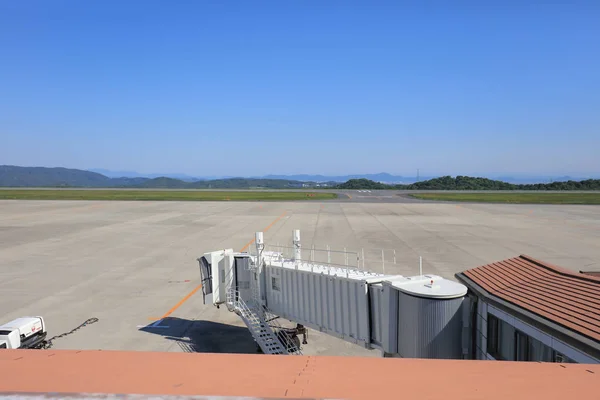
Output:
[456, 254, 600, 363]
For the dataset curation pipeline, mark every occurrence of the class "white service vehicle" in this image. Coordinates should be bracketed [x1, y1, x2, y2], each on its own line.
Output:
[0, 317, 47, 349]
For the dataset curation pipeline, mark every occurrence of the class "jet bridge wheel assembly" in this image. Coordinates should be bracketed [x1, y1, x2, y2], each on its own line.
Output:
[277, 329, 301, 353]
[256, 324, 306, 354]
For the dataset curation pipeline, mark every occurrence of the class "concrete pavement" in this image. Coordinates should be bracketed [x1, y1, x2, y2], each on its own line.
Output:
[1, 200, 598, 356]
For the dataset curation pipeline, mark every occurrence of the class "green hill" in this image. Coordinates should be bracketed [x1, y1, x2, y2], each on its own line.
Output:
[3, 166, 599, 191]
[335, 179, 391, 190]
[0, 165, 112, 187]
[518, 179, 600, 191]
[335, 176, 600, 191]
[407, 176, 515, 190]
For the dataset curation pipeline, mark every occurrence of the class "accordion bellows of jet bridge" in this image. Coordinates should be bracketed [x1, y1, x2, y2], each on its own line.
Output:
[198, 230, 469, 358]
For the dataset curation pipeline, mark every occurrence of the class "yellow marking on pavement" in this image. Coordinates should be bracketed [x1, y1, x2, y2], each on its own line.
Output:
[154, 211, 288, 320]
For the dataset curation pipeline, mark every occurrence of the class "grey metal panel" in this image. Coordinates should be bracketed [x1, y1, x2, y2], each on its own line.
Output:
[357, 281, 369, 342]
[461, 296, 473, 359]
[197, 257, 213, 305]
[263, 265, 371, 347]
[327, 276, 336, 334]
[369, 284, 384, 347]
[381, 282, 399, 354]
[318, 272, 327, 330]
[234, 256, 253, 302]
[309, 272, 317, 325]
[210, 251, 230, 305]
[214, 252, 235, 304]
[397, 291, 465, 359]
[293, 269, 300, 318]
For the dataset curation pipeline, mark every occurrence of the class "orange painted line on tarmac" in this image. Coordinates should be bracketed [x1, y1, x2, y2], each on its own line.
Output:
[160, 284, 203, 319]
[239, 238, 256, 253]
[239, 211, 287, 252]
[156, 211, 288, 319]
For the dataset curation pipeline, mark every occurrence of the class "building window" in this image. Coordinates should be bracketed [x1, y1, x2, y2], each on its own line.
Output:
[515, 330, 529, 361]
[238, 281, 250, 290]
[271, 276, 281, 292]
[488, 313, 576, 363]
[487, 313, 515, 360]
[528, 336, 554, 362]
[487, 314, 499, 356]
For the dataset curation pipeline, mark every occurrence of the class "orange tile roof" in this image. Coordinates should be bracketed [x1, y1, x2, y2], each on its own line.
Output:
[461, 255, 600, 343]
[0, 349, 599, 399]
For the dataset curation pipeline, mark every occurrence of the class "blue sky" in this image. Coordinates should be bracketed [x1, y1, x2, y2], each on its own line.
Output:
[1, 1, 599, 177]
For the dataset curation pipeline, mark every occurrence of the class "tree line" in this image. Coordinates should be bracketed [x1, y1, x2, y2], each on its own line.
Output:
[336, 176, 600, 191]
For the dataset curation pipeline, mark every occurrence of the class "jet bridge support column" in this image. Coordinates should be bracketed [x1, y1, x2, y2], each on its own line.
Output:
[255, 231, 264, 260]
[293, 229, 301, 262]
[254, 232, 267, 312]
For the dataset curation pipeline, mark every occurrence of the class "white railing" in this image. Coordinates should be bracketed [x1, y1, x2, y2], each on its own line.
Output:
[263, 244, 361, 268]
[226, 288, 302, 355]
[262, 307, 303, 355]
[226, 288, 288, 355]
[256, 244, 423, 276]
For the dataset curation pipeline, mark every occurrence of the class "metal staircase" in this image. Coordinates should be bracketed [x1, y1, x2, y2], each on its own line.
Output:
[262, 307, 303, 355]
[224, 250, 303, 355]
[226, 288, 291, 355]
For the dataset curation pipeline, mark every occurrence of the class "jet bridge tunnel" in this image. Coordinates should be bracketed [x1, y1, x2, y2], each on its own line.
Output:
[198, 231, 469, 359]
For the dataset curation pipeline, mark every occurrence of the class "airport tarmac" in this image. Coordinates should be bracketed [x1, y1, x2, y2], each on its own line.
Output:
[334, 189, 423, 202]
[1, 200, 599, 356]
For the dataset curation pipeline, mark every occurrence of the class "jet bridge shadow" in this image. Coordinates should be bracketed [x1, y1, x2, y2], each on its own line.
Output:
[138, 317, 259, 354]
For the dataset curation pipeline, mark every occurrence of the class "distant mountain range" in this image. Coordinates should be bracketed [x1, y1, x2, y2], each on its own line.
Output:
[88, 170, 425, 184]
[0, 166, 313, 189]
[1, 165, 599, 189]
[260, 173, 419, 184]
[261, 173, 599, 184]
[88, 169, 207, 182]
[89, 169, 600, 184]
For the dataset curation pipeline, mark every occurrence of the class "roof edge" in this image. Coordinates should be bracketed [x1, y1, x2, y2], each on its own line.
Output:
[519, 254, 600, 283]
[580, 270, 600, 277]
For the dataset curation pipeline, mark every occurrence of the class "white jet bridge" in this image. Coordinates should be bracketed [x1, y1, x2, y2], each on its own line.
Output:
[197, 230, 469, 358]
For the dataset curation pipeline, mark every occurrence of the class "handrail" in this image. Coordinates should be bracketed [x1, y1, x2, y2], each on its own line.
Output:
[226, 288, 302, 355]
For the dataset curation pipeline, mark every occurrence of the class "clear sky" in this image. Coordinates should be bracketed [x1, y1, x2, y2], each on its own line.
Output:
[1, 1, 599, 177]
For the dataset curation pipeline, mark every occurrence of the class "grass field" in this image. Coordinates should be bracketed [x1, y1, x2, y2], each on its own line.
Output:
[410, 192, 600, 204]
[0, 189, 338, 201]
